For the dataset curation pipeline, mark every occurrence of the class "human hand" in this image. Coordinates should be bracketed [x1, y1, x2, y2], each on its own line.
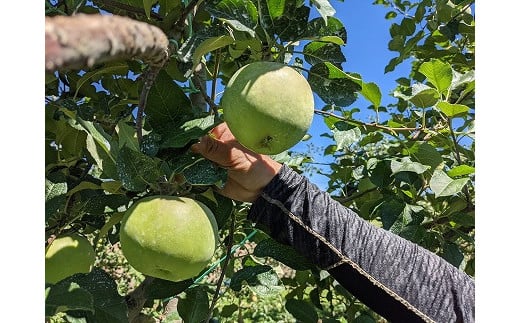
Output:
[190, 122, 282, 202]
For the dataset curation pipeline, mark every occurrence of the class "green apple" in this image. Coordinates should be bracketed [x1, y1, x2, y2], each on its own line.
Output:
[119, 196, 219, 282]
[45, 233, 96, 284]
[220, 61, 314, 155]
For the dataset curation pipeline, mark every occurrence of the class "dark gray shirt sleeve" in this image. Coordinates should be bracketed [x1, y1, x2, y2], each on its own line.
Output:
[248, 164, 475, 322]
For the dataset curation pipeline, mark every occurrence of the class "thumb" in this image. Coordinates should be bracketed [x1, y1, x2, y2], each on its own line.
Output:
[190, 135, 232, 167]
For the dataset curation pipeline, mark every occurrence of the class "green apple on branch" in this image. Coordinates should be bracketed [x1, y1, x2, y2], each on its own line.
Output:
[221, 61, 315, 155]
[119, 196, 219, 282]
[45, 233, 96, 284]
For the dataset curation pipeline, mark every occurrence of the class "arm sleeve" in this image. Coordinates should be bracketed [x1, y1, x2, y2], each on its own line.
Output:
[248, 164, 475, 323]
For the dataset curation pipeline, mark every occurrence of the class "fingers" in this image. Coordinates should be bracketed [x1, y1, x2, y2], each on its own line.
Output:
[210, 122, 236, 142]
[190, 135, 232, 167]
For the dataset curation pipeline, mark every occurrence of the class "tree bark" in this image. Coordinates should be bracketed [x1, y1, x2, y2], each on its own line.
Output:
[45, 14, 170, 71]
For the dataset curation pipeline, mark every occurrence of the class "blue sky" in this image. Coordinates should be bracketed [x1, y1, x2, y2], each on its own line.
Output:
[291, 1, 413, 189]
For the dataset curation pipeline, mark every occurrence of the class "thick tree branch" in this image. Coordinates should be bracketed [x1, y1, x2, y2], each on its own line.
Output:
[45, 14, 170, 71]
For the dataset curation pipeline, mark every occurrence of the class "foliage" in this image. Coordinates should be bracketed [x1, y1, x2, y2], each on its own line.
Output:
[45, 0, 475, 322]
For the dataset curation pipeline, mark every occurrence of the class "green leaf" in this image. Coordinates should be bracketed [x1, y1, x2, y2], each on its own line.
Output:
[142, 0, 154, 19]
[430, 169, 469, 197]
[46, 172, 67, 221]
[73, 63, 128, 99]
[390, 157, 430, 175]
[161, 115, 219, 148]
[409, 142, 443, 174]
[250, 269, 284, 296]
[206, 0, 258, 36]
[361, 82, 382, 108]
[418, 59, 453, 94]
[178, 287, 210, 323]
[66, 181, 102, 196]
[306, 16, 347, 44]
[409, 83, 440, 108]
[220, 304, 239, 317]
[253, 238, 313, 270]
[195, 190, 234, 229]
[399, 17, 416, 36]
[192, 35, 234, 68]
[380, 200, 423, 233]
[266, 0, 286, 18]
[285, 299, 319, 323]
[146, 71, 192, 136]
[437, 102, 469, 118]
[447, 165, 475, 177]
[182, 157, 227, 186]
[230, 265, 276, 291]
[303, 41, 345, 66]
[353, 313, 377, 323]
[116, 120, 139, 152]
[60, 268, 128, 323]
[116, 146, 162, 191]
[55, 120, 87, 160]
[333, 127, 362, 151]
[261, 0, 310, 42]
[310, 0, 336, 22]
[45, 282, 94, 317]
[308, 62, 361, 107]
[441, 242, 464, 268]
[145, 278, 193, 300]
[63, 112, 119, 179]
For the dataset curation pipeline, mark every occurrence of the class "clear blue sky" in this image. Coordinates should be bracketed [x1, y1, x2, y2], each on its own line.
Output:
[291, 1, 412, 190]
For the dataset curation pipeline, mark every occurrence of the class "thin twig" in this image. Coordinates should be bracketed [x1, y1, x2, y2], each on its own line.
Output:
[206, 213, 236, 322]
[136, 67, 161, 144]
[173, 0, 205, 34]
[332, 187, 379, 204]
[192, 74, 220, 113]
[314, 109, 422, 134]
[210, 49, 221, 111]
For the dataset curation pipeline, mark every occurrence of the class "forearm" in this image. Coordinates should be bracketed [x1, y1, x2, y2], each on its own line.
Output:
[248, 164, 475, 322]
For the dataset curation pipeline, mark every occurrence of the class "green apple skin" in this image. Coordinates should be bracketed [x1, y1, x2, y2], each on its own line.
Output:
[220, 61, 314, 155]
[45, 234, 96, 284]
[120, 196, 219, 282]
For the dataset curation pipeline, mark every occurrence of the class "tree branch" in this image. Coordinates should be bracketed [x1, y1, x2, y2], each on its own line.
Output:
[45, 14, 170, 71]
[126, 276, 155, 322]
[314, 109, 422, 134]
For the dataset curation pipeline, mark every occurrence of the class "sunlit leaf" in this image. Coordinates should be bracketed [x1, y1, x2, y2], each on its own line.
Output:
[192, 35, 235, 67]
[430, 169, 469, 197]
[437, 102, 469, 118]
[418, 59, 452, 94]
[361, 82, 382, 108]
[308, 62, 360, 107]
[310, 0, 336, 22]
[390, 157, 430, 175]
[447, 165, 475, 177]
[116, 146, 162, 191]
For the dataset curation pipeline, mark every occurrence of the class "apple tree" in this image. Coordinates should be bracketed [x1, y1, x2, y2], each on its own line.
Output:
[45, 0, 474, 322]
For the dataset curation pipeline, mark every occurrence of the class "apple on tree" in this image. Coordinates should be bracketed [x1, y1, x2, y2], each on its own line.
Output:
[45, 233, 96, 284]
[220, 61, 315, 155]
[119, 196, 219, 282]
